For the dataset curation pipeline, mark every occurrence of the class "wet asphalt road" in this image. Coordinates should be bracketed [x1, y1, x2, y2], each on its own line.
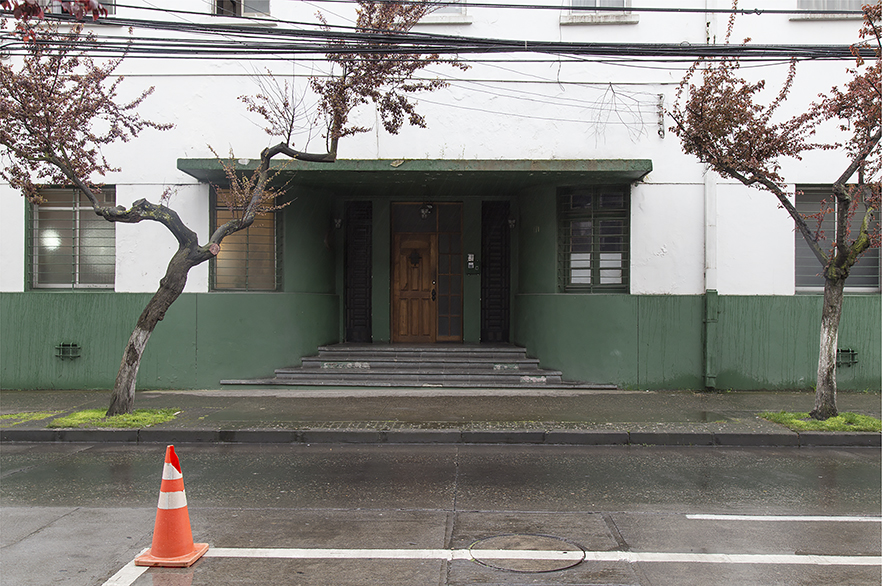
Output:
[1, 443, 880, 585]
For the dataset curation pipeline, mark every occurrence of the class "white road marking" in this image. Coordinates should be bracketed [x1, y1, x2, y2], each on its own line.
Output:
[203, 547, 881, 566]
[100, 557, 148, 586]
[102, 547, 882, 586]
[686, 514, 882, 523]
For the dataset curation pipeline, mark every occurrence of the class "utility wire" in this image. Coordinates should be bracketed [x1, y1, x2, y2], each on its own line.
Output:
[1, 14, 869, 62]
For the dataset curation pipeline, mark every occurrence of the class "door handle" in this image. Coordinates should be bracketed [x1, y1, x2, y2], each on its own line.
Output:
[431, 289, 437, 301]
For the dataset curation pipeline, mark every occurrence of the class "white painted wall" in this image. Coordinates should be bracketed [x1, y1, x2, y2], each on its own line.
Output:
[114, 184, 210, 293]
[715, 182, 797, 295]
[0, 0, 869, 294]
[0, 186, 26, 292]
[631, 183, 707, 295]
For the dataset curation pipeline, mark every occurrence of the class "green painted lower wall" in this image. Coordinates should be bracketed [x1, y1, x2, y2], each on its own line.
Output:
[0, 292, 339, 390]
[2, 291, 879, 391]
[713, 295, 882, 391]
[515, 293, 881, 391]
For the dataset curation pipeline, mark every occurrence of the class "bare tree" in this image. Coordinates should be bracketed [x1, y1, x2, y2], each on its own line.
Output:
[1, 1, 463, 415]
[670, 2, 881, 419]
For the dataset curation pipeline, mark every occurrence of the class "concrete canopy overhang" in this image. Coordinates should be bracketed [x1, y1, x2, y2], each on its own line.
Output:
[177, 158, 652, 197]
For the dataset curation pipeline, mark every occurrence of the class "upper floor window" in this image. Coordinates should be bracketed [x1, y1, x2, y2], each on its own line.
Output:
[31, 187, 115, 289]
[215, 0, 270, 17]
[561, 0, 637, 25]
[46, 0, 114, 16]
[794, 0, 865, 19]
[212, 191, 279, 291]
[558, 186, 630, 293]
[795, 185, 881, 292]
[797, 0, 864, 10]
[420, 0, 471, 24]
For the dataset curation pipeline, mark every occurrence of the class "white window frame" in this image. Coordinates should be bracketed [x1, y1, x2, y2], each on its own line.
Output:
[560, 0, 638, 25]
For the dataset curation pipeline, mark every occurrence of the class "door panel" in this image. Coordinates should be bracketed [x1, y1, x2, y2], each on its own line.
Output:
[392, 233, 437, 342]
[391, 202, 462, 343]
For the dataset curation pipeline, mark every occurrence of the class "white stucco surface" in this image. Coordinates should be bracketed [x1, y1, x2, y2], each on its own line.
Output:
[0, 186, 26, 292]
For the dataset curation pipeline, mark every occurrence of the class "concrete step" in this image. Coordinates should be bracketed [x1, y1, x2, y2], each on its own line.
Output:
[219, 377, 611, 388]
[275, 367, 562, 381]
[300, 357, 542, 370]
[222, 344, 599, 388]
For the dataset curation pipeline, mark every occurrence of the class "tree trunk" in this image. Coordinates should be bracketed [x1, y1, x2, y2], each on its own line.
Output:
[810, 276, 845, 420]
[106, 250, 193, 416]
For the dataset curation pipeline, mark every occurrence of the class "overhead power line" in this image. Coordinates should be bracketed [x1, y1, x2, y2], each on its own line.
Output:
[302, 0, 868, 15]
[0, 12, 871, 62]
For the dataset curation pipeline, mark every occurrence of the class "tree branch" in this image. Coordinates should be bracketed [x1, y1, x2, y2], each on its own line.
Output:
[712, 162, 830, 267]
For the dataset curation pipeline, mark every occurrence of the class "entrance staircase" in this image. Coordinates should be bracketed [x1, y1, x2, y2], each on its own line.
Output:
[221, 344, 613, 389]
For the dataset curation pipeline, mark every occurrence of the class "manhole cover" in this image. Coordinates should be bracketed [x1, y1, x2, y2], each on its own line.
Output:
[469, 534, 586, 573]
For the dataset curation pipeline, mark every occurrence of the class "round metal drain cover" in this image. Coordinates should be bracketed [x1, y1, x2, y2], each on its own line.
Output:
[469, 534, 586, 573]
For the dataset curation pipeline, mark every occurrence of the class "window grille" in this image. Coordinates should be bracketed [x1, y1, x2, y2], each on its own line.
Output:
[795, 185, 881, 292]
[558, 186, 629, 293]
[31, 187, 115, 289]
[45, 0, 115, 15]
[214, 0, 270, 17]
[571, 0, 626, 9]
[797, 0, 864, 11]
[212, 193, 279, 291]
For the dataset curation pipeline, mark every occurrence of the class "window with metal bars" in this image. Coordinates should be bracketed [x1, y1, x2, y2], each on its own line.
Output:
[797, 0, 864, 12]
[562, 0, 635, 24]
[571, 0, 626, 11]
[795, 185, 881, 292]
[31, 187, 116, 289]
[558, 186, 629, 293]
[214, 0, 269, 17]
[212, 192, 279, 291]
[45, 0, 115, 15]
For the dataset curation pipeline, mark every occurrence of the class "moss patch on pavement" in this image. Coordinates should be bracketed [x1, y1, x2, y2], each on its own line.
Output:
[0, 412, 61, 426]
[47, 408, 180, 429]
[760, 411, 881, 433]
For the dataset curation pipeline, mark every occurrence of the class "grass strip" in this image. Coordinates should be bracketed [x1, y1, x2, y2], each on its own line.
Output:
[0, 412, 61, 426]
[760, 411, 881, 433]
[47, 408, 180, 429]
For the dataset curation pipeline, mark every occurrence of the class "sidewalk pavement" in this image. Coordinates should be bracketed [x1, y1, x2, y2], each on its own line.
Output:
[0, 388, 880, 447]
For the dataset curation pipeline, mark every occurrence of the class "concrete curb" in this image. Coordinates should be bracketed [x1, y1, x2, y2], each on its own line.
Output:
[798, 431, 881, 447]
[2, 427, 879, 447]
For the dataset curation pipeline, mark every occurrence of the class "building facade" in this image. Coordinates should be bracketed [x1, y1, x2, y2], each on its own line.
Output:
[1, 0, 880, 391]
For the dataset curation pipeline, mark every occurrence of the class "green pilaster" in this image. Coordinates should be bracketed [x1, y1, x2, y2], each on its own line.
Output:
[517, 187, 558, 294]
[462, 198, 482, 343]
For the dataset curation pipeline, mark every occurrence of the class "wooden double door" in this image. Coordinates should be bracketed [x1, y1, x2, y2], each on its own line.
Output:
[392, 203, 463, 343]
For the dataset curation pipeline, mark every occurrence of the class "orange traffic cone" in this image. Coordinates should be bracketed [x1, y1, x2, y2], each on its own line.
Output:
[135, 445, 209, 567]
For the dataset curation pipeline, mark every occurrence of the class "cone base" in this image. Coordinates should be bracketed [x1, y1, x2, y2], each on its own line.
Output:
[135, 543, 209, 568]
